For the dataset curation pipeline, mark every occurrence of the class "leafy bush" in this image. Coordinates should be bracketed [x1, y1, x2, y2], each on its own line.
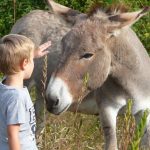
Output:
[0, 0, 46, 37]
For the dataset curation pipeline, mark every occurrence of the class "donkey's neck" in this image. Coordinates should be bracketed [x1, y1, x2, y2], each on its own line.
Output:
[110, 28, 150, 98]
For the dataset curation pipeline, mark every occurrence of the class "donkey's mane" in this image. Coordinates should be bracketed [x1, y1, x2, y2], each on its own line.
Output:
[87, 3, 129, 17]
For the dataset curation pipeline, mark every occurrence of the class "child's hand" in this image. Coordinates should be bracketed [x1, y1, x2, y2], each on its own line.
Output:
[34, 41, 51, 58]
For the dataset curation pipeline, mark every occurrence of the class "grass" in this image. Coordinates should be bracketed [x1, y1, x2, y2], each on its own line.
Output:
[37, 112, 104, 150]
[35, 99, 149, 150]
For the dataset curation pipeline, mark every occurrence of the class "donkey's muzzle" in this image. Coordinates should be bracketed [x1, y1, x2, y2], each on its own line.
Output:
[45, 94, 60, 114]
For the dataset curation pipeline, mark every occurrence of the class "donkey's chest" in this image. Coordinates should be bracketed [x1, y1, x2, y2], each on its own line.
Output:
[98, 77, 150, 115]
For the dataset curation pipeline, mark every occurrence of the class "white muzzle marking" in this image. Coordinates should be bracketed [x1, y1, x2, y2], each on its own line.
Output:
[46, 76, 73, 113]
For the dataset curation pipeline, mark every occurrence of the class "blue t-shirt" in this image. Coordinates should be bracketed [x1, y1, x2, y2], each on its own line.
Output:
[0, 82, 37, 150]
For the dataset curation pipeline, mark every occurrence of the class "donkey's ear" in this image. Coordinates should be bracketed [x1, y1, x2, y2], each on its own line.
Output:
[47, 0, 81, 25]
[107, 7, 150, 36]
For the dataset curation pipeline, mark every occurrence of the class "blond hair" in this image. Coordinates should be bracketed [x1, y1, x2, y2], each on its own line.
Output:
[0, 34, 35, 75]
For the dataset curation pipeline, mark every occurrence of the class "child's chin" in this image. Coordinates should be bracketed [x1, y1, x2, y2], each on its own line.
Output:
[24, 75, 31, 80]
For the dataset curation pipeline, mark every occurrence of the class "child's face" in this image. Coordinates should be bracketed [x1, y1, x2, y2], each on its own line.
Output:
[23, 51, 34, 80]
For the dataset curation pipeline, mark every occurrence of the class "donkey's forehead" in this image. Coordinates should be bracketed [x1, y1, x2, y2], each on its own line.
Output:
[63, 18, 108, 43]
[62, 19, 107, 51]
[74, 18, 108, 33]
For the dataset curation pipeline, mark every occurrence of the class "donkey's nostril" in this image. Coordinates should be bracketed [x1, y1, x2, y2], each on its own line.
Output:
[55, 98, 59, 106]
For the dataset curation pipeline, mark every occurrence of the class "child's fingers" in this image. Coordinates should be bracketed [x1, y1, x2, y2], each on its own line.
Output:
[42, 50, 49, 56]
[39, 41, 51, 51]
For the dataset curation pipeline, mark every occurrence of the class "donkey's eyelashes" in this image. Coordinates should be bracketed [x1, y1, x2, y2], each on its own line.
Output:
[80, 53, 94, 59]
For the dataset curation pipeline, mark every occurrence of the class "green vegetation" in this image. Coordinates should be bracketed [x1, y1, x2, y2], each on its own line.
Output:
[0, 0, 46, 37]
[117, 100, 150, 150]
[130, 109, 150, 150]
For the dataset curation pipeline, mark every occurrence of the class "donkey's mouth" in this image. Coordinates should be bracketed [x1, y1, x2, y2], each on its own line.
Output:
[53, 104, 71, 115]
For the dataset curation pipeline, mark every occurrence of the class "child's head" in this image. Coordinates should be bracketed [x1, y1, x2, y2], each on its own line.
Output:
[0, 34, 35, 78]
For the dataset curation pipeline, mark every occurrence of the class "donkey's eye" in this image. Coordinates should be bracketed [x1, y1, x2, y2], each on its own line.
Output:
[81, 53, 93, 59]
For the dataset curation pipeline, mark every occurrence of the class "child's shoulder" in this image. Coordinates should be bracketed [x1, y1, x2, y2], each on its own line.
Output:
[0, 82, 28, 103]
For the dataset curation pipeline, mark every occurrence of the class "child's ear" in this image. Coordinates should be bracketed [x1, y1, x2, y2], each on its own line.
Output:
[20, 58, 29, 70]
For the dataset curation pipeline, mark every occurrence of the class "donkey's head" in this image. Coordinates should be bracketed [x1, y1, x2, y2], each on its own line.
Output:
[46, 0, 150, 114]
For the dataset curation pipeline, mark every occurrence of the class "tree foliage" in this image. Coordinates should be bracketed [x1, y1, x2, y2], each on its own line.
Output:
[0, 0, 46, 37]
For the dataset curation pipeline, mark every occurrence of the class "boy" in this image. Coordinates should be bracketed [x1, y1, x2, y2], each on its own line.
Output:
[0, 34, 51, 150]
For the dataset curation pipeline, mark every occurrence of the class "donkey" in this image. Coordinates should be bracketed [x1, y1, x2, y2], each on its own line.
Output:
[10, 0, 99, 134]
[45, 1, 150, 149]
